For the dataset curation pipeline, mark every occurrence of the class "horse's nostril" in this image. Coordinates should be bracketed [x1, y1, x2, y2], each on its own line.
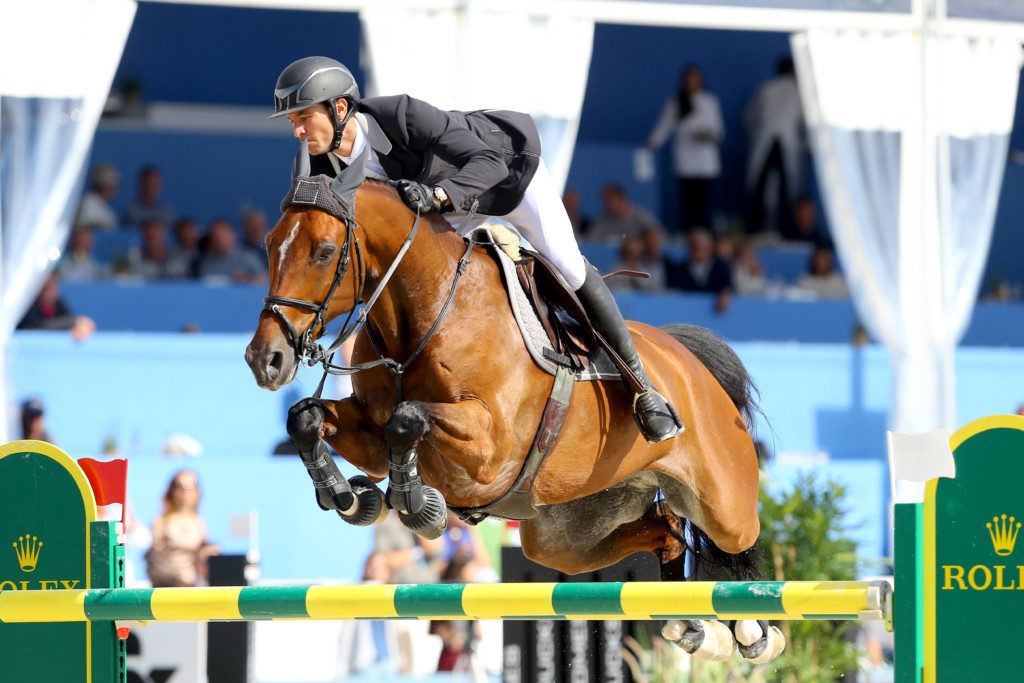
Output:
[267, 351, 283, 379]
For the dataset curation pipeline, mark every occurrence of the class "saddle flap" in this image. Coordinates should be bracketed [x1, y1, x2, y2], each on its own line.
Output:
[517, 252, 596, 359]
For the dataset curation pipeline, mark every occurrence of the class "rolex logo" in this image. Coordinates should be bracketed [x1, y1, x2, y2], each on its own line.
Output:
[987, 515, 1021, 556]
[12, 535, 42, 572]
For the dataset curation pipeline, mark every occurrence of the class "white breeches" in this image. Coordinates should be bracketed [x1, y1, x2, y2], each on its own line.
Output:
[442, 159, 588, 291]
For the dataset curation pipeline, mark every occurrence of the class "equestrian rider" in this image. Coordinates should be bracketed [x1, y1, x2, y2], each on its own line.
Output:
[271, 56, 682, 444]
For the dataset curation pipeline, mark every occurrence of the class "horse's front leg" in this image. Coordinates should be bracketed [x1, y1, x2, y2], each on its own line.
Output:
[287, 397, 389, 527]
[382, 401, 450, 540]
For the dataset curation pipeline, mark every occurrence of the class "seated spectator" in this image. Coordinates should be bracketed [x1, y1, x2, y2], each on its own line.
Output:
[640, 226, 669, 290]
[76, 164, 120, 231]
[195, 218, 265, 283]
[668, 228, 733, 295]
[240, 209, 270, 267]
[122, 165, 177, 228]
[788, 196, 833, 248]
[562, 189, 591, 237]
[168, 218, 201, 278]
[713, 233, 737, 263]
[587, 184, 665, 241]
[127, 220, 186, 279]
[607, 237, 662, 292]
[20, 397, 54, 442]
[732, 241, 768, 296]
[17, 272, 96, 341]
[144, 470, 220, 587]
[796, 247, 849, 298]
[335, 552, 398, 679]
[59, 227, 109, 281]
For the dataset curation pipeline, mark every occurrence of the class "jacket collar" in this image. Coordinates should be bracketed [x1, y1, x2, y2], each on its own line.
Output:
[355, 112, 393, 156]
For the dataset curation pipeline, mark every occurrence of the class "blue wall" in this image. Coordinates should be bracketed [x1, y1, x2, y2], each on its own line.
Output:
[11, 331, 1024, 576]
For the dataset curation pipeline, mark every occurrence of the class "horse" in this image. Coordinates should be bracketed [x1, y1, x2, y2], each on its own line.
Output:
[244, 172, 784, 663]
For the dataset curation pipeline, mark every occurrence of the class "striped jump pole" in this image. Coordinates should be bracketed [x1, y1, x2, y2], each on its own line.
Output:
[0, 580, 891, 623]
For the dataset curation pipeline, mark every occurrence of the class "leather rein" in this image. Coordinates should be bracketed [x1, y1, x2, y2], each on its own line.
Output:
[261, 198, 479, 402]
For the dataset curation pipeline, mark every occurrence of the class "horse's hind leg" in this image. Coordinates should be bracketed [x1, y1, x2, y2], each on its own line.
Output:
[287, 397, 388, 527]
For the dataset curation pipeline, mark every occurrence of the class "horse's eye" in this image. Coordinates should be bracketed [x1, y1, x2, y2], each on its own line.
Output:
[316, 244, 337, 262]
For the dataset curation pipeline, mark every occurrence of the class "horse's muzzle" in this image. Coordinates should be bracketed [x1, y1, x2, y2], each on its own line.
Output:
[245, 334, 298, 390]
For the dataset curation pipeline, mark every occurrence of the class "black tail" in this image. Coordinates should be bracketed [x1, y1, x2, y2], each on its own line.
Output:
[660, 323, 761, 429]
[658, 324, 766, 582]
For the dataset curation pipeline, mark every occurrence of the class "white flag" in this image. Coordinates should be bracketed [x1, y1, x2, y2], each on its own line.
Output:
[887, 429, 956, 484]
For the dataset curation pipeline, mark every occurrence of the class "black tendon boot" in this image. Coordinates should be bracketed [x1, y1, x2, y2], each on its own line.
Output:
[576, 263, 684, 443]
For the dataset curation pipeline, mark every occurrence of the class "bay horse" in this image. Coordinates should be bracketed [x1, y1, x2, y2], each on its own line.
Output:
[245, 169, 784, 663]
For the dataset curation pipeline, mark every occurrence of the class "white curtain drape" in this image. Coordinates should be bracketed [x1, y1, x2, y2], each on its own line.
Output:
[0, 0, 136, 441]
[360, 5, 594, 191]
[792, 29, 1022, 454]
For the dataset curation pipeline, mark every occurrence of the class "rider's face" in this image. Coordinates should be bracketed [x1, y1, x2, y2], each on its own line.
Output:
[287, 104, 335, 155]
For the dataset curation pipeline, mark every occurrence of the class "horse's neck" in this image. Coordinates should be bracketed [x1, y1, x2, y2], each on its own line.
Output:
[357, 187, 465, 356]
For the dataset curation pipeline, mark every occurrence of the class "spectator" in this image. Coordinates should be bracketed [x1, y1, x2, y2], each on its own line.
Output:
[195, 218, 265, 282]
[17, 272, 96, 341]
[127, 220, 184, 279]
[335, 552, 398, 679]
[790, 196, 833, 248]
[59, 227, 109, 281]
[374, 513, 445, 673]
[562, 189, 591, 237]
[745, 57, 805, 236]
[144, 470, 220, 587]
[20, 397, 54, 442]
[1016, 404, 1024, 417]
[640, 226, 669, 290]
[732, 241, 768, 296]
[76, 164, 120, 232]
[239, 208, 271, 267]
[587, 184, 665, 242]
[713, 233, 737, 264]
[431, 553, 484, 674]
[122, 166, 177, 228]
[669, 228, 733, 295]
[796, 247, 849, 298]
[645, 65, 725, 233]
[168, 218, 201, 278]
[608, 237, 662, 292]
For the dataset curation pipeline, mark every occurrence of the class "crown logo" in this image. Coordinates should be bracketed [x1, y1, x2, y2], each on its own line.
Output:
[13, 534, 43, 572]
[987, 515, 1021, 556]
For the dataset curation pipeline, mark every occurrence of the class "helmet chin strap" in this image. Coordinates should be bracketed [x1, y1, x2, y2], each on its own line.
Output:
[328, 97, 358, 153]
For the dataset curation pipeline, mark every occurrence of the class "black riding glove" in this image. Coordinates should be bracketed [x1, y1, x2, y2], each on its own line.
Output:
[396, 180, 439, 214]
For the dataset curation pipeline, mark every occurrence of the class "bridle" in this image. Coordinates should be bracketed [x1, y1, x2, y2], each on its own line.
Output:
[261, 196, 478, 401]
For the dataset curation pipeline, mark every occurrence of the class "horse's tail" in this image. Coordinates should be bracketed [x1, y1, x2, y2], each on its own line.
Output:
[659, 323, 761, 430]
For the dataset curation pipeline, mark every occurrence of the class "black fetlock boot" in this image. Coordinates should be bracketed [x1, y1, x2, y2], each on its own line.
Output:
[575, 263, 684, 444]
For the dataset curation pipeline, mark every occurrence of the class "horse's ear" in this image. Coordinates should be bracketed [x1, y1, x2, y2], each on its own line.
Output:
[291, 141, 312, 181]
[330, 146, 368, 209]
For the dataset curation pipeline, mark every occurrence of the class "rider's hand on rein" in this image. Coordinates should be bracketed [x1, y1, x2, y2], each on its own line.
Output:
[396, 180, 440, 214]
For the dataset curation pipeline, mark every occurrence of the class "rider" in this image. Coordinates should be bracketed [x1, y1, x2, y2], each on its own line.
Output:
[271, 56, 682, 444]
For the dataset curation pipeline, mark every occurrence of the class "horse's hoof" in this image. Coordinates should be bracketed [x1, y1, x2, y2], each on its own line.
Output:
[339, 476, 389, 526]
[663, 619, 735, 661]
[398, 485, 448, 539]
[735, 620, 786, 664]
[287, 398, 326, 451]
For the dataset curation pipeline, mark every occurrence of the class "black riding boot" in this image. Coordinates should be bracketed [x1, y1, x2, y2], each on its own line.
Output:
[576, 263, 684, 443]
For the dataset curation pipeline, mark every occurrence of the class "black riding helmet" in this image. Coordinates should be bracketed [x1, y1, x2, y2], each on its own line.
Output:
[271, 56, 360, 152]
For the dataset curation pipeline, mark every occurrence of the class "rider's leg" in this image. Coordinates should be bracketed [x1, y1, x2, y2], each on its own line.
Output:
[501, 161, 683, 443]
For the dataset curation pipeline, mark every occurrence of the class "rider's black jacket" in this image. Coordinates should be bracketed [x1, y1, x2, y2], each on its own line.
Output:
[298, 94, 542, 216]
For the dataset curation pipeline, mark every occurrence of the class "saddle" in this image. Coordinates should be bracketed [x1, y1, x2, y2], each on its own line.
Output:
[450, 226, 648, 524]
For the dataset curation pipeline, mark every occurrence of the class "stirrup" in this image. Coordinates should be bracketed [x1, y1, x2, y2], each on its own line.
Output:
[632, 388, 685, 444]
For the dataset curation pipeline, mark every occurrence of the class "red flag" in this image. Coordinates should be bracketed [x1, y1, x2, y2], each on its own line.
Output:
[78, 458, 128, 523]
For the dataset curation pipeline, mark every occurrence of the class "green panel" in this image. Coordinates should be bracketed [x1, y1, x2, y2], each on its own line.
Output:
[711, 581, 785, 615]
[0, 451, 93, 683]
[394, 583, 465, 617]
[551, 582, 624, 616]
[894, 503, 923, 683]
[89, 521, 126, 683]
[934, 427, 1024, 682]
[85, 588, 156, 621]
[238, 585, 310, 619]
